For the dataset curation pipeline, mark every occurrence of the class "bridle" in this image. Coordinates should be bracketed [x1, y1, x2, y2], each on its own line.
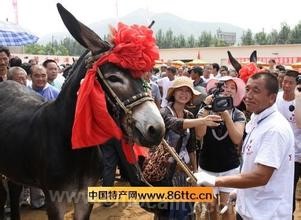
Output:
[96, 68, 154, 144]
[84, 51, 154, 144]
[96, 65, 155, 187]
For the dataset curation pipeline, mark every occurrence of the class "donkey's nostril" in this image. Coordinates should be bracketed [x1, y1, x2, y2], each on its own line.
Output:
[147, 125, 162, 140]
[148, 125, 156, 136]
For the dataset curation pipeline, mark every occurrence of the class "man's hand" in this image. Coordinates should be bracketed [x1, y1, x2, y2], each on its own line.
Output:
[187, 172, 216, 186]
[228, 189, 237, 203]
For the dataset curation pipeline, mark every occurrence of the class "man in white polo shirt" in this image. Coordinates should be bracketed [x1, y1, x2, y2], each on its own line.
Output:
[276, 70, 301, 218]
[191, 72, 295, 220]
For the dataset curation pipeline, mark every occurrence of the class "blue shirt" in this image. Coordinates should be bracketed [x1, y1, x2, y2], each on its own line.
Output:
[31, 83, 59, 101]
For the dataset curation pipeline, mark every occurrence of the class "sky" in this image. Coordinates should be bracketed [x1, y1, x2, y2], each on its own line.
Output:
[1, 0, 301, 37]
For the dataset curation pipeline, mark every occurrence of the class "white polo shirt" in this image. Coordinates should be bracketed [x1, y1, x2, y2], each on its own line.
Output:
[156, 76, 174, 107]
[276, 91, 301, 163]
[236, 104, 295, 220]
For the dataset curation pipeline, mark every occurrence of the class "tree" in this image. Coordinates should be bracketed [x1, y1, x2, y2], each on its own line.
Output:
[212, 36, 229, 47]
[288, 22, 301, 44]
[278, 22, 291, 44]
[61, 37, 85, 56]
[254, 30, 268, 45]
[177, 34, 186, 48]
[164, 29, 174, 48]
[155, 29, 164, 48]
[241, 29, 254, 45]
[25, 44, 46, 55]
[24, 20, 301, 52]
[197, 31, 212, 47]
[267, 29, 279, 44]
[186, 34, 196, 48]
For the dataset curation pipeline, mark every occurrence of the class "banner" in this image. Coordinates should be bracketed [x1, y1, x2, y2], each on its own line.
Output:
[232, 57, 301, 65]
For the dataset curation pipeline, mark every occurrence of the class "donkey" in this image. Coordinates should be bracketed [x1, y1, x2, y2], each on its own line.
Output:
[227, 50, 257, 77]
[0, 3, 165, 220]
[227, 50, 258, 113]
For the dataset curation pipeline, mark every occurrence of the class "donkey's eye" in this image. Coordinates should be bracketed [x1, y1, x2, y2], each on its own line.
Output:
[107, 75, 123, 83]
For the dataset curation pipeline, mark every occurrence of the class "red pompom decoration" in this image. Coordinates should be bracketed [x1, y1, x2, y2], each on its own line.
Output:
[108, 23, 160, 78]
[239, 62, 259, 83]
[71, 22, 159, 164]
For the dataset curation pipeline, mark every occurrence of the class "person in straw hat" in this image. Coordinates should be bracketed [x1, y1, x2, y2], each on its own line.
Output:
[151, 76, 222, 219]
[195, 76, 247, 220]
[190, 72, 295, 220]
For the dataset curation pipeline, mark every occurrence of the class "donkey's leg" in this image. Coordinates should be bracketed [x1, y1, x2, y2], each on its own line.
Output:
[0, 177, 7, 220]
[7, 180, 22, 220]
[44, 190, 67, 220]
[73, 190, 93, 220]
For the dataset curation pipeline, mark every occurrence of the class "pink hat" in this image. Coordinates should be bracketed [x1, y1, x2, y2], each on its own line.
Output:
[206, 76, 246, 106]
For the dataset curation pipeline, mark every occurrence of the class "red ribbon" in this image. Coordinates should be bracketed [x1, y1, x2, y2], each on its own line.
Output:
[71, 22, 158, 163]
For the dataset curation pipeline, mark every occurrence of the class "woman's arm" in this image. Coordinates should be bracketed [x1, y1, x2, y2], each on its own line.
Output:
[183, 114, 221, 129]
[189, 152, 197, 173]
[195, 108, 210, 139]
[221, 110, 245, 145]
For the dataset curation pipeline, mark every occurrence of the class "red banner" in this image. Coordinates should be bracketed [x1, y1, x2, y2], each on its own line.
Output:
[232, 57, 301, 65]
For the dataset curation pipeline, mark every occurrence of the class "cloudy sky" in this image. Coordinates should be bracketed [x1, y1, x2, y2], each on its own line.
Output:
[1, 0, 301, 37]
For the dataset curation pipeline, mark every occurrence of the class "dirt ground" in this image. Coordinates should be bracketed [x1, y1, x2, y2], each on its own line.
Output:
[20, 202, 154, 220]
[15, 179, 301, 219]
[18, 199, 301, 220]
[19, 179, 155, 220]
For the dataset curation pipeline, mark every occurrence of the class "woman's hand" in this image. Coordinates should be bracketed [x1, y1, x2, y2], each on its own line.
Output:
[219, 110, 230, 120]
[201, 115, 222, 127]
[204, 94, 214, 105]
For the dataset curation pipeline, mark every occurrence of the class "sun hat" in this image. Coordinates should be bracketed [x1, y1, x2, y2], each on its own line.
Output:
[206, 76, 246, 106]
[166, 76, 201, 100]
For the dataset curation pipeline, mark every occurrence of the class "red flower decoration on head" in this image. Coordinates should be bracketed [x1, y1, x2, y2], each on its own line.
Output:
[107, 22, 159, 78]
[239, 62, 259, 83]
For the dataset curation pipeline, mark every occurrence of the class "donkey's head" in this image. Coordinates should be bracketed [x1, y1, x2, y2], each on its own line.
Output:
[227, 50, 258, 83]
[57, 3, 165, 148]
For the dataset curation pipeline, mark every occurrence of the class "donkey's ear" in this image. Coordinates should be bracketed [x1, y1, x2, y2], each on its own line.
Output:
[250, 50, 257, 63]
[57, 3, 111, 55]
[227, 51, 242, 73]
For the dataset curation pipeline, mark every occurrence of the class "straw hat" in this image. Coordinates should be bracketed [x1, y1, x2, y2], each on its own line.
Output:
[206, 76, 246, 107]
[166, 76, 201, 101]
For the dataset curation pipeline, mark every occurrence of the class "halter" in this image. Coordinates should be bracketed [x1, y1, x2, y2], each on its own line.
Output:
[96, 68, 154, 144]
[83, 49, 155, 144]
[96, 67, 155, 187]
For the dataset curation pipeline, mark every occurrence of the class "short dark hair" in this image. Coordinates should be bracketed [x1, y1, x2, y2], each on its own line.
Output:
[220, 65, 228, 71]
[167, 66, 177, 74]
[152, 67, 160, 74]
[275, 64, 285, 71]
[191, 66, 203, 76]
[20, 63, 32, 75]
[250, 72, 279, 94]
[9, 56, 22, 67]
[0, 46, 10, 57]
[285, 70, 299, 79]
[42, 59, 57, 68]
[212, 63, 220, 72]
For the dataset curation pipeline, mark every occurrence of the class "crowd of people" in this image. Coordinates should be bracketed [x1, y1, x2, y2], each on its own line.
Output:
[142, 59, 301, 220]
[1, 44, 301, 220]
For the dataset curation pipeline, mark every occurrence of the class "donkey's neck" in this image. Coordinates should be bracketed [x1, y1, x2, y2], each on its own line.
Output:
[52, 51, 90, 135]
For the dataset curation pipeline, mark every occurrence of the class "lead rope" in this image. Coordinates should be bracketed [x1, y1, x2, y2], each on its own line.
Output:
[96, 68, 198, 188]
